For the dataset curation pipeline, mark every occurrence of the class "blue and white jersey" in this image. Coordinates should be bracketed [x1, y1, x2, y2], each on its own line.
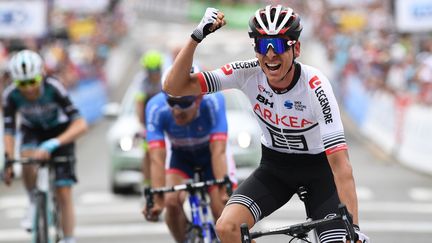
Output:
[146, 92, 228, 150]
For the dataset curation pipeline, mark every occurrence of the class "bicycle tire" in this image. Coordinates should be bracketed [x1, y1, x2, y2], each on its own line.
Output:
[186, 226, 204, 243]
[35, 192, 48, 243]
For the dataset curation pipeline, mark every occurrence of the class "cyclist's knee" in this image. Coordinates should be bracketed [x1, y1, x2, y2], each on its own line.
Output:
[215, 215, 238, 239]
[164, 194, 182, 212]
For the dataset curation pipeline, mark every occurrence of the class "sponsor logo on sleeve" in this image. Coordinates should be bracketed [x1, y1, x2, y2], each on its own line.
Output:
[308, 75, 333, 124]
[221, 60, 259, 75]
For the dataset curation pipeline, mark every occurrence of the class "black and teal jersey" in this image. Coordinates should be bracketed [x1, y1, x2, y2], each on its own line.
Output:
[2, 76, 81, 135]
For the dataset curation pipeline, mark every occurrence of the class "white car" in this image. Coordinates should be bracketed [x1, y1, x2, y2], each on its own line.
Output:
[105, 81, 261, 194]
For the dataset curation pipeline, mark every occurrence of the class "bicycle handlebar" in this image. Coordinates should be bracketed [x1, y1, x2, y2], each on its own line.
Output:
[240, 204, 357, 243]
[144, 175, 233, 216]
[5, 156, 75, 166]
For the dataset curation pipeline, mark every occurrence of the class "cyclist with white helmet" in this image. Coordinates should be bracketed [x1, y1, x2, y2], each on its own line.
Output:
[163, 5, 369, 243]
[2, 49, 88, 243]
[133, 50, 164, 188]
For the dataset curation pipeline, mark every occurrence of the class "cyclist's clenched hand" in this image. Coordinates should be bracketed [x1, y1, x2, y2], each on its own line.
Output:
[343, 225, 370, 243]
[191, 7, 226, 43]
[2, 164, 14, 186]
[143, 200, 163, 222]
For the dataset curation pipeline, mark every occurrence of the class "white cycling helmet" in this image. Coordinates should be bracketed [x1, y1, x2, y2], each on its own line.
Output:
[8, 49, 44, 81]
[248, 5, 302, 40]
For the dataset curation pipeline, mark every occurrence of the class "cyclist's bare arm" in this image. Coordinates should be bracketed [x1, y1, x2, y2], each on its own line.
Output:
[163, 9, 226, 97]
[144, 147, 166, 220]
[163, 39, 202, 96]
[149, 147, 166, 189]
[3, 134, 15, 185]
[327, 150, 359, 225]
[4, 134, 15, 159]
[210, 140, 228, 180]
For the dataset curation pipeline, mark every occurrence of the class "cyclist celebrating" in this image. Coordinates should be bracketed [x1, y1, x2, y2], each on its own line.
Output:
[134, 50, 164, 188]
[143, 66, 236, 242]
[163, 5, 369, 243]
[2, 49, 88, 243]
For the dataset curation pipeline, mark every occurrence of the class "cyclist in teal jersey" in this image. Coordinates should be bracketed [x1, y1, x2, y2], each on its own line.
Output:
[2, 49, 88, 243]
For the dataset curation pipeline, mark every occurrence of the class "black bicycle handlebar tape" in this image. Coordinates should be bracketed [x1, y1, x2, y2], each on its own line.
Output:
[224, 175, 233, 196]
[144, 187, 154, 218]
[338, 204, 356, 242]
[240, 223, 252, 243]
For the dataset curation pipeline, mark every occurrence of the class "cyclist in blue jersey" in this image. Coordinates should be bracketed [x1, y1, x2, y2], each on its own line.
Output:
[162, 5, 369, 243]
[142, 85, 236, 242]
[2, 49, 88, 243]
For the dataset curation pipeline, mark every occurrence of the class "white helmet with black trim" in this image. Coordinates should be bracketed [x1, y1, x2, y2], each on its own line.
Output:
[248, 5, 302, 40]
[8, 49, 43, 81]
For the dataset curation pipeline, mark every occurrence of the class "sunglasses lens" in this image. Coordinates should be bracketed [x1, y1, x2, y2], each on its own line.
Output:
[255, 38, 295, 55]
[167, 96, 196, 109]
[15, 79, 37, 87]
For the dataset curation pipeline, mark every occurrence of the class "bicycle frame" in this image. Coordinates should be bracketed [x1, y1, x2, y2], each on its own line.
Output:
[186, 170, 221, 243]
[6, 156, 73, 243]
[144, 174, 232, 243]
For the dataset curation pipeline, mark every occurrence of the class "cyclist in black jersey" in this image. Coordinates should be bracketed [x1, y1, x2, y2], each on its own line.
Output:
[2, 49, 88, 243]
[162, 5, 369, 243]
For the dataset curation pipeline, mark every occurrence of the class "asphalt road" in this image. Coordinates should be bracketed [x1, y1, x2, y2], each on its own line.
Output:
[1, 14, 432, 243]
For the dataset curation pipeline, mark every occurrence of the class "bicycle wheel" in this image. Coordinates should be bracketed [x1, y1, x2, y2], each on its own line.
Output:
[34, 192, 48, 243]
[185, 226, 204, 243]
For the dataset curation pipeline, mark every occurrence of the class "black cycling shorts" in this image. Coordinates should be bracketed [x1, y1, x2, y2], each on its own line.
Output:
[227, 145, 346, 242]
[20, 124, 77, 186]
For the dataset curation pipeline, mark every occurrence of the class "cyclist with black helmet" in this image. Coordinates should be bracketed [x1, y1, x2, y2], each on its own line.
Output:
[163, 5, 369, 243]
[2, 49, 88, 243]
[133, 50, 164, 188]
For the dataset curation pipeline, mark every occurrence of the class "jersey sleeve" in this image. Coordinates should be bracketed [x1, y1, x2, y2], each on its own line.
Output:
[2, 87, 17, 135]
[308, 74, 348, 155]
[145, 94, 166, 149]
[48, 78, 81, 121]
[197, 59, 260, 94]
[205, 93, 228, 142]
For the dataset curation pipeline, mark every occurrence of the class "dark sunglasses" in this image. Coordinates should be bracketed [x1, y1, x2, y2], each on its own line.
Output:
[14, 76, 42, 88]
[167, 95, 197, 109]
[253, 38, 297, 55]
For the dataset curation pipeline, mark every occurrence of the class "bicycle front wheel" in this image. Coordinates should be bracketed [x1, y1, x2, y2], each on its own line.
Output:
[34, 192, 48, 243]
[186, 226, 204, 243]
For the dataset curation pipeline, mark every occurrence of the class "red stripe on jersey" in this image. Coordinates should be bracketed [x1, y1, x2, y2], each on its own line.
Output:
[166, 168, 189, 179]
[325, 144, 348, 155]
[210, 133, 227, 142]
[148, 140, 166, 149]
[197, 73, 208, 93]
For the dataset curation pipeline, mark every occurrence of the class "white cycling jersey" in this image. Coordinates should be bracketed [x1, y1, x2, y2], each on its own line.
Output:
[197, 59, 347, 155]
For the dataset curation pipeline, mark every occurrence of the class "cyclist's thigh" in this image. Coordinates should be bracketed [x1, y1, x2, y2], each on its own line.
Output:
[307, 161, 345, 241]
[52, 143, 77, 187]
[165, 173, 187, 206]
[226, 165, 296, 223]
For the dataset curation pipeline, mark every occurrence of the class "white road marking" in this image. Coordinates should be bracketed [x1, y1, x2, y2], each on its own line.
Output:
[0, 223, 168, 242]
[409, 187, 432, 201]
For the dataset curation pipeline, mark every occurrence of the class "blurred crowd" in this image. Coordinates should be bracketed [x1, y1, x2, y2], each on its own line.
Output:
[302, 0, 432, 106]
[0, 0, 127, 95]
